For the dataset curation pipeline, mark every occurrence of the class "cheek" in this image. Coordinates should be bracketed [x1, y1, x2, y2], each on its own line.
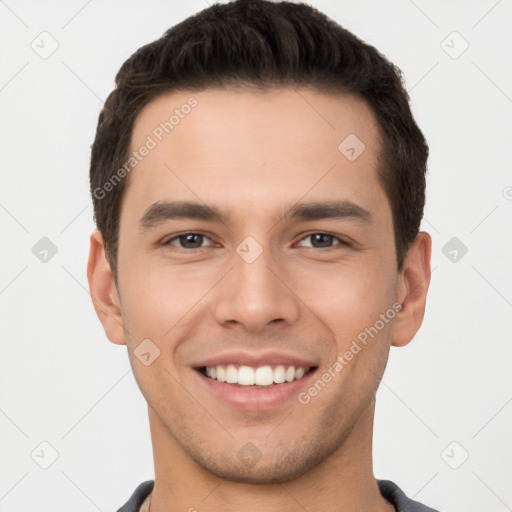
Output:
[295, 259, 396, 337]
[119, 259, 219, 342]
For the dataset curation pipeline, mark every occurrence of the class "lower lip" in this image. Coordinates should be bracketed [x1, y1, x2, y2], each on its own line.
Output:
[195, 368, 318, 411]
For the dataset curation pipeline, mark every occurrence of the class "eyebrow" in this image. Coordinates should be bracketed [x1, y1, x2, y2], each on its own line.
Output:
[138, 199, 372, 230]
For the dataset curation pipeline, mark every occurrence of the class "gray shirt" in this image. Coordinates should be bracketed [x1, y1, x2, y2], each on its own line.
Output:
[116, 479, 441, 511]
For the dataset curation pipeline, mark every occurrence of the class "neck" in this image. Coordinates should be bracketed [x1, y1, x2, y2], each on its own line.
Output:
[146, 401, 394, 512]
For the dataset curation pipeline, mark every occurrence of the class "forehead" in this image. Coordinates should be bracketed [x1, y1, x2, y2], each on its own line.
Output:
[123, 87, 387, 224]
[131, 86, 380, 161]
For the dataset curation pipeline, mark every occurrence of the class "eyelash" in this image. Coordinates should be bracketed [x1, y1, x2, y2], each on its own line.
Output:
[162, 232, 350, 250]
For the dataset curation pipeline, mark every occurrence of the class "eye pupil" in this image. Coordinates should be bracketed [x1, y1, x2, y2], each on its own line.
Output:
[180, 234, 203, 248]
[312, 233, 333, 248]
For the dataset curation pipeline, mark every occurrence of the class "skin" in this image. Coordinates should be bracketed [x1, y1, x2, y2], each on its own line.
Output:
[87, 87, 431, 512]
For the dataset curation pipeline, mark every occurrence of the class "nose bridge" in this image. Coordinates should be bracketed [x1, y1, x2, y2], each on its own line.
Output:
[235, 240, 279, 299]
[212, 236, 300, 331]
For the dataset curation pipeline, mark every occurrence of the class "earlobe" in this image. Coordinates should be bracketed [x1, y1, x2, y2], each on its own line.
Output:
[391, 231, 432, 348]
[86, 229, 126, 345]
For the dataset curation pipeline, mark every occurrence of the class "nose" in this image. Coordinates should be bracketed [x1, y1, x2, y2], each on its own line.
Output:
[212, 243, 301, 333]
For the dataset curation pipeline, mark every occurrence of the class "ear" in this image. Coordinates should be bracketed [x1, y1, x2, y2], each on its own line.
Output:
[86, 229, 126, 345]
[391, 231, 432, 347]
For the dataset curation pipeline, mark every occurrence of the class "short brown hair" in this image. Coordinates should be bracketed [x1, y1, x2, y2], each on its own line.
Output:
[90, 0, 428, 282]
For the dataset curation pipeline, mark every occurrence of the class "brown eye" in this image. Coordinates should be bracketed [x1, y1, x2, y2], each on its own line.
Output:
[297, 233, 347, 249]
[165, 233, 213, 249]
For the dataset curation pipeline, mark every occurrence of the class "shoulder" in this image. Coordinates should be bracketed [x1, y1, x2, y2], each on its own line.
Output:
[378, 479, 442, 512]
[115, 480, 154, 512]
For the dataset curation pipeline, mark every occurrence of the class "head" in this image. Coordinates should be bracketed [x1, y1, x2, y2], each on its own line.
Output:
[88, 0, 431, 485]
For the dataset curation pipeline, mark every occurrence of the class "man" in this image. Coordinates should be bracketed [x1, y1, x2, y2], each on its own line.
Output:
[87, 1, 438, 510]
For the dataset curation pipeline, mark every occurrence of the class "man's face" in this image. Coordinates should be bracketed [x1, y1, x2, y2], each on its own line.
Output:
[113, 88, 402, 483]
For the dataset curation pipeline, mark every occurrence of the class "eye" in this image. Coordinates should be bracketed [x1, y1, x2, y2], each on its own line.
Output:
[296, 233, 348, 249]
[163, 233, 215, 249]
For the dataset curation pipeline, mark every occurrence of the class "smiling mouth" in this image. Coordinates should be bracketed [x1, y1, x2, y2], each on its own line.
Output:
[197, 364, 317, 387]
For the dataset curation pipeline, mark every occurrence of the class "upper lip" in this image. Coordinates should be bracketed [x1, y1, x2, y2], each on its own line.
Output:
[193, 350, 319, 369]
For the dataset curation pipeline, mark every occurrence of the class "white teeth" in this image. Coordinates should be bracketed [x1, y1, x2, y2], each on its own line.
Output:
[237, 365, 255, 385]
[225, 364, 238, 384]
[202, 364, 311, 386]
[216, 366, 226, 383]
[255, 366, 273, 386]
[273, 365, 286, 384]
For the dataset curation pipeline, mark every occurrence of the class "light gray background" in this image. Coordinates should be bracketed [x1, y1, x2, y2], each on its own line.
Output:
[1, 1, 511, 511]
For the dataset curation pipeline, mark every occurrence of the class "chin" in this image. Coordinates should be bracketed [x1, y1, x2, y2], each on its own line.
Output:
[191, 439, 333, 485]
